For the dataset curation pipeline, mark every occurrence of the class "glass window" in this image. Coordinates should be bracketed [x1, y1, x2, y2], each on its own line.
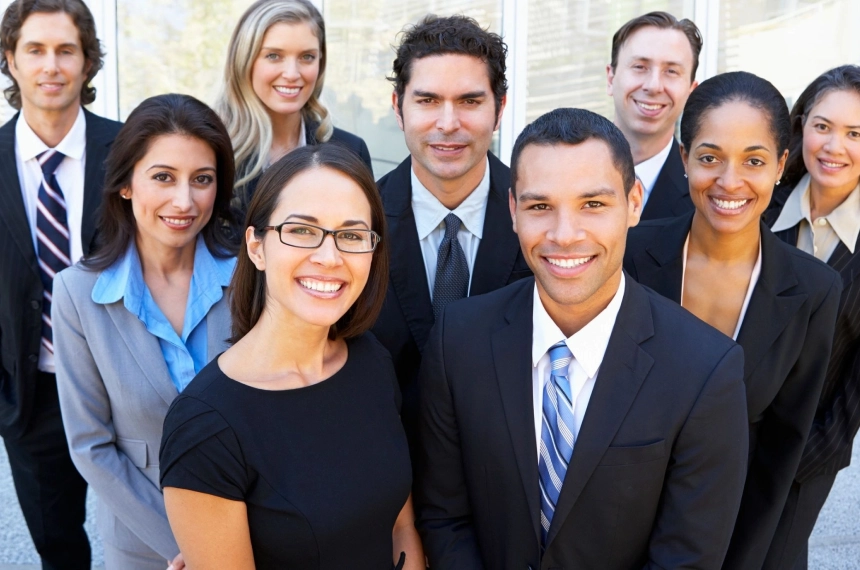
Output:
[716, 0, 860, 107]
[525, 0, 686, 124]
[321, 0, 503, 176]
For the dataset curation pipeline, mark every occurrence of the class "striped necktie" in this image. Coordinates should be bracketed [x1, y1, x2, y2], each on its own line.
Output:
[35, 149, 70, 354]
[538, 341, 575, 545]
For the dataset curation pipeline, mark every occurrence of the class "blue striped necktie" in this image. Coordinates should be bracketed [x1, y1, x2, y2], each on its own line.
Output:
[35, 149, 70, 354]
[538, 341, 575, 545]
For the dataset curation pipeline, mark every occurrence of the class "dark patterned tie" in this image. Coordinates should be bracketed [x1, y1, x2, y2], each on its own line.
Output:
[35, 149, 70, 354]
[431, 213, 470, 320]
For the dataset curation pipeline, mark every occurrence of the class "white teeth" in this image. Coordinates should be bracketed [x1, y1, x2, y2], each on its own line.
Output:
[712, 198, 749, 210]
[637, 102, 663, 111]
[274, 86, 300, 95]
[299, 279, 343, 293]
[162, 217, 192, 226]
[821, 160, 844, 168]
[547, 256, 593, 268]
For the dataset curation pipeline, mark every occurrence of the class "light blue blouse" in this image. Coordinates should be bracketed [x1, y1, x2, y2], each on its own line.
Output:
[91, 237, 236, 392]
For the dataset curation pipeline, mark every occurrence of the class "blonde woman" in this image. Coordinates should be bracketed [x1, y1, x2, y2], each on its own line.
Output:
[216, 0, 372, 225]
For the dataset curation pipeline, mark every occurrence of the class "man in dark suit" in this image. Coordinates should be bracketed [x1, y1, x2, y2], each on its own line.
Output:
[606, 11, 700, 220]
[415, 108, 749, 569]
[0, 1, 121, 567]
[372, 15, 531, 443]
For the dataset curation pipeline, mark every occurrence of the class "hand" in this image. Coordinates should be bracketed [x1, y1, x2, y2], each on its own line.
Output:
[166, 552, 185, 570]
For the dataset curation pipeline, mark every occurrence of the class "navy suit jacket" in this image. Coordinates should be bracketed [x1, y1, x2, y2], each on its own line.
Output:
[415, 276, 749, 569]
[0, 109, 122, 438]
[371, 153, 532, 447]
[639, 138, 694, 221]
[625, 213, 842, 568]
[765, 189, 860, 480]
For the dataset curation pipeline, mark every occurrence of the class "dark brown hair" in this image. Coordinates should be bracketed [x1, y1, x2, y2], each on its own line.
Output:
[783, 65, 860, 189]
[610, 11, 702, 81]
[0, 0, 104, 108]
[83, 93, 237, 271]
[229, 144, 388, 343]
[389, 14, 507, 116]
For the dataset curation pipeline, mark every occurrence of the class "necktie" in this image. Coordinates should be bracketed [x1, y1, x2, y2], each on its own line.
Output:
[431, 213, 469, 320]
[538, 341, 575, 545]
[35, 149, 70, 354]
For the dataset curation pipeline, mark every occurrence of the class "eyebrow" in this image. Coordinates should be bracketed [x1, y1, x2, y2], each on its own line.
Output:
[146, 165, 216, 172]
[412, 89, 487, 100]
[696, 142, 772, 153]
[630, 56, 686, 68]
[812, 115, 860, 129]
[261, 46, 319, 53]
[518, 188, 618, 201]
[22, 41, 79, 50]
[284, 214, 369, 228]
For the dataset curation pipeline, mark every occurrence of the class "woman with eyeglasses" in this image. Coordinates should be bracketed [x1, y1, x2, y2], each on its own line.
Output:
[159, 144, 423, 569]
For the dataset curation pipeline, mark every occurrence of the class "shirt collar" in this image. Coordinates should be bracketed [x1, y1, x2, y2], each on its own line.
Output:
[772, 173, 860, 253]
[92, 236, 236, 310]
[634, 137, 674, 194]
[410, 157, 491, 240]
[531, 274, 626, 378]
[16, 106, 86, 162]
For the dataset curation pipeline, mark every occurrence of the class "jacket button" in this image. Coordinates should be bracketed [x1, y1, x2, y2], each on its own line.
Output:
[31, 300, 40, 310]
[28, 354, 38, 363]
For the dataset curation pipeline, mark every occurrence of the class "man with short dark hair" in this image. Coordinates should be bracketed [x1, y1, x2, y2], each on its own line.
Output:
[415, 108, 749, 569]
[607, 11, 700, 220]
[0, 0, 121, 567]
[372, 14, 531, 446]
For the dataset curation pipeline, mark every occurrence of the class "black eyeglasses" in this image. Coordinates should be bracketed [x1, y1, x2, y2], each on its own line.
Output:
[263, 222, 380, 253]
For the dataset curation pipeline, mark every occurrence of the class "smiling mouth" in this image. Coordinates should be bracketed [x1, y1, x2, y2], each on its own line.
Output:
[711, 197, 750, 210]
[635, 100, 666, 112]
[274, 86, 301, 95]
[546, 256, 595, 268]
[819, 159, 847, 169]
[160, 216, 194, 227]
[298, 278, 344, 293]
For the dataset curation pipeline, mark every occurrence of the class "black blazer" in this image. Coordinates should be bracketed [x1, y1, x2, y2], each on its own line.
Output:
[0, 109, 122, 438]
[232, 122, 373, 225]
[639, 138, 694, 221]
[765, 189, 860, 480]
[624, 213, 842, 569]
[415, 276, 749, 570]
[370, 153, 532, 445]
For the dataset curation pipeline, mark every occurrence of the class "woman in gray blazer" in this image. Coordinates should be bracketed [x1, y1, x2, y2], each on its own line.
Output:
[51, 94, 237, 570]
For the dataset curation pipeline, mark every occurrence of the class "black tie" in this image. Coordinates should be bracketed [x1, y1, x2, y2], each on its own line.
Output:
[432, 213, 470, 320]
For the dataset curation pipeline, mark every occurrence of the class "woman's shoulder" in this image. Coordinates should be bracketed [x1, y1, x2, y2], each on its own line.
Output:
[347, 331, 394, 364]
[765, 227, 842, 294]
[55, 262, 100, 291]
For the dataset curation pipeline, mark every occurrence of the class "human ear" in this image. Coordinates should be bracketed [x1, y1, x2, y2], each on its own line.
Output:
[627, 179, 644, 228]
[246, 226, 266, 271]
[508, 188, 517, 234]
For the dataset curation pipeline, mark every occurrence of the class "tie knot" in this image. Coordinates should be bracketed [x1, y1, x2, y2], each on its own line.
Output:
[443, 213, 462, 240]
[548, 341, 573, 372]
[38, 149, 66, 178]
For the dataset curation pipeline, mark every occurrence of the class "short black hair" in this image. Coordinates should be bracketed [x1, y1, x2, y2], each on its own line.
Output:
[510, 108, 636, 197]
[680, 71, 790, 157]
[389, 14, 507, 116]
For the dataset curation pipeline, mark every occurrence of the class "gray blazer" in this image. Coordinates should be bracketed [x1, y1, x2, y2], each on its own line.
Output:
[52, 263, 232, 559]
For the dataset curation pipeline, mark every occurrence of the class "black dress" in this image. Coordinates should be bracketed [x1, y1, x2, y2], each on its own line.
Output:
[159, 333, 411, 569]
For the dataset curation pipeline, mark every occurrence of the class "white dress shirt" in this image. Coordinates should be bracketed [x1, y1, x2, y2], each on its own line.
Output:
[531, 274, 626, 457]
[411, 158, 491, 296]
[634, 138, 675, 208]
[15, 107, 87, 373]
[681, 234, 762, 341]
[771, 173, 860, 262]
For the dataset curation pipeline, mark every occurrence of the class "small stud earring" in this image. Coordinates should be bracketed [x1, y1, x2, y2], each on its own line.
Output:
[775, 180, 781, 186]
[683, 173, 688, 178]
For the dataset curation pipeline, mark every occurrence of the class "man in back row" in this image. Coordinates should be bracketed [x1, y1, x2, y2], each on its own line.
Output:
[372, 14, 532, 446]
[415, 108, 749, 568]
[0, 0, 122, 567]
[607, 11, 699, 220]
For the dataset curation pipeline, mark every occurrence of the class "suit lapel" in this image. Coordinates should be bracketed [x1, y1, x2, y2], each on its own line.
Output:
[547, 278, 655, 546]
[827, 236, 860, 290]
[642, 139, 690, 220]
[735, 225, 808, 379]
[81, 111, 116, 254]
[490, 279, 540, 542]
[206, 293, 232, 358]
[0, 114, 40, 280]
[471, 154, 519, 295]
[633, 213, 693, 303]
[105, 302, 178, 406]
[383, 158, 436, 352]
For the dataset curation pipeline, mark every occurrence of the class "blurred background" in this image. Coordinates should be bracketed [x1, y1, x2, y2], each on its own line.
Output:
[1, 0, 858, 177]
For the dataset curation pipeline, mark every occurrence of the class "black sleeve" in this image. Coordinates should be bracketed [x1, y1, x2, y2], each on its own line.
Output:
[159, 396, 248, 501]
[357, 137, 374, 178]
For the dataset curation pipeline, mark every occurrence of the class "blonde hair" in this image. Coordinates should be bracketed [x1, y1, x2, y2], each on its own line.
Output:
[216, 0, 333, 193]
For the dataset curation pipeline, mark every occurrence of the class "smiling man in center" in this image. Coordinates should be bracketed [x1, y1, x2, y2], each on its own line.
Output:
[414, 108, 750, 569]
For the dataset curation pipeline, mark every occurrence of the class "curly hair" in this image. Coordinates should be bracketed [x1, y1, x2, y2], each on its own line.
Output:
[389, 14, 507, 115]
[0, 0, 104, 109]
